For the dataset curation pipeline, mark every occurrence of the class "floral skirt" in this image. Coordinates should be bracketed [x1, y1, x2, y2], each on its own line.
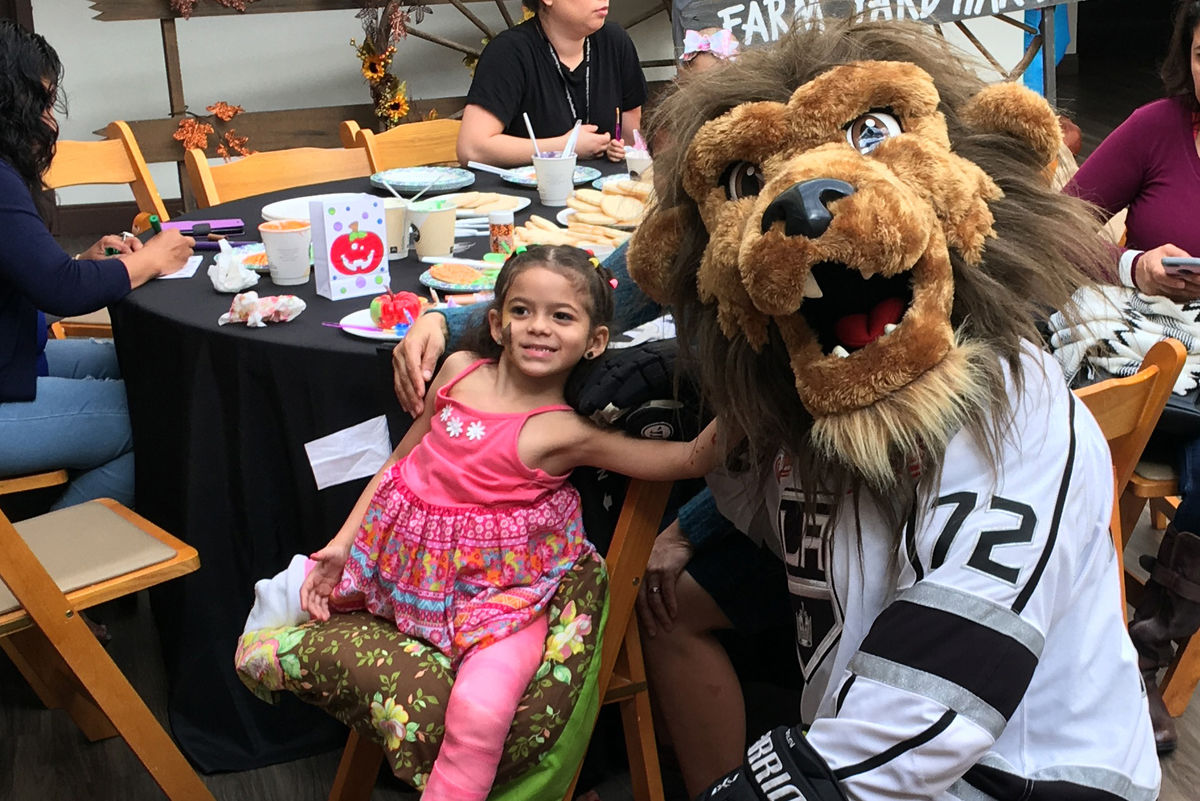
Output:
[330, 467, 592, 665]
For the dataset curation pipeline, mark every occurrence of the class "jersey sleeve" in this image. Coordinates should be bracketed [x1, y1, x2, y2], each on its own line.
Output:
[804, 372, 1114, 800]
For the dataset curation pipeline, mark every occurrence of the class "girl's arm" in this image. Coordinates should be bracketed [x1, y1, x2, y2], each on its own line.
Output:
[300, 351, 474, 620]
[535, 415, 725, 482]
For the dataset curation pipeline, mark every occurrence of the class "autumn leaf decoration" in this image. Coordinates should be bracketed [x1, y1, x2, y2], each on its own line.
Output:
[173, 101, 253, 162]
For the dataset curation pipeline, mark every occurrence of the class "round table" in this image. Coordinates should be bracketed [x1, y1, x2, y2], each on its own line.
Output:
[110, 164, 625, 772]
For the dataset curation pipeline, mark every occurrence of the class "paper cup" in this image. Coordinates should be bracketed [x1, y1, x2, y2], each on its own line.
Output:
[532, 154, 577, 207]
[625, 149, 653, 181]
[384, 198, 411, 259]
[258, 219, 312, 286]
[409, 199, 457, 259]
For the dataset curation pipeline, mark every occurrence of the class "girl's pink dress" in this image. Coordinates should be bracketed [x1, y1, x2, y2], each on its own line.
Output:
[329, 359, 593, 664]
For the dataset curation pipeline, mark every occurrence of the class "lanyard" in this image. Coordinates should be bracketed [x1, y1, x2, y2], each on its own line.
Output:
[538, 20, 590, 125]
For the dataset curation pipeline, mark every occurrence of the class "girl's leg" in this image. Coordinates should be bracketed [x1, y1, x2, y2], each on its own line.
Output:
[43, 337, 121, 380]
[422, 615, 549, 801]
[1175, 436, 1200, 533]
[0, 375, 134, 508]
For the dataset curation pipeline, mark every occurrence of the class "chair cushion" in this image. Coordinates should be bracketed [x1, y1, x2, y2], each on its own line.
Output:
[1135, 459, 1177, 482]
[0, 502, 177, 615]
[234, 550, 608, 798]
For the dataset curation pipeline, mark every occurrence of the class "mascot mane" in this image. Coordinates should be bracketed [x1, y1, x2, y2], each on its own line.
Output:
[631, 21, 1112, 496]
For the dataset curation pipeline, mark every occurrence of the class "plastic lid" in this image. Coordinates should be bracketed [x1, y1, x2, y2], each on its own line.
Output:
[488, 209, 515, 224]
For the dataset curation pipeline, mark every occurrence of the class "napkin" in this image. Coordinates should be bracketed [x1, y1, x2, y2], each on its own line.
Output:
[218, 291, 306, 327]
[304, 415, 392, 490]
[208, 239, 259, 293]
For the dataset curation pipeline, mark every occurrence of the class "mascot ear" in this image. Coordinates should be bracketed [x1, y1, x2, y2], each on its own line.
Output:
[959, 81, 1062, 171]
[628, 204, 688, 306]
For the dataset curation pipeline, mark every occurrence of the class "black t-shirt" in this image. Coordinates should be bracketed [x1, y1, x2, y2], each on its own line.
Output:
[466, 18, 647, 142]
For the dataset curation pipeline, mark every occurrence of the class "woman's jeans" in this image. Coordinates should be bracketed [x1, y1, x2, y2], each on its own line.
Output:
[0, 338, 134, 510]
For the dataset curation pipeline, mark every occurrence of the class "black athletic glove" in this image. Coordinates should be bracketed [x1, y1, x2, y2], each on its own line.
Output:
[564, 339, 703, 441]
[699, 726, 848, 801]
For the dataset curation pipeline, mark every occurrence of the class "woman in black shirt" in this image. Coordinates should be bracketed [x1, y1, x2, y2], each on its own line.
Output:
[457, 0, 647, 166]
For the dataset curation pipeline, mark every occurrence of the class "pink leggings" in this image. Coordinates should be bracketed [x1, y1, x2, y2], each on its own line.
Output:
[422, 614, 549, 801]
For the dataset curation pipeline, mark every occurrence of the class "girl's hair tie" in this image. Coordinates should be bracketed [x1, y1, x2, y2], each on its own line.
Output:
[589, 257, 601, 269]
[609, 278, 619, 289]
[680, 28, 740, 63]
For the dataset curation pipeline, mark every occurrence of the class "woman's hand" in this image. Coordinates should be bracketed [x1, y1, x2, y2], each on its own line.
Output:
[636, 520, 695, 637]
[604, 137, 626, 163]
[118, 229, 195, 288]
[1135, 244, 1200, 301]
[575, 125, 612, 160]
[78, 234, 141, 260]
[392, 311, 450, 416]
[299, 543, 350, 622]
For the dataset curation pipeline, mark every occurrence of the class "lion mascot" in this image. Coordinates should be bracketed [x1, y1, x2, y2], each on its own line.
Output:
[627, 21, 1161, 801]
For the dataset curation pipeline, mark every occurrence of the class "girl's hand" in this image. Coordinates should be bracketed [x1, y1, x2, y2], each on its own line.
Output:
[300, 543, 350, 622]
[635, 520, 695, 637]
[392, 312, 450, 416]
[1135, 244, 1200, 301]
[78, 234, 142, 260]
[604, 137, 626, 163]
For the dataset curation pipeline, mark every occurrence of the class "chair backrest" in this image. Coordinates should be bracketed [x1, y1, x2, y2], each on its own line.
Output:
[353, 119, 461, 172]
[338, 120, 362, 149]
[1074, 338, 1187, 605]
[43, 120, 169, 221]
[184, 145, 373, 208]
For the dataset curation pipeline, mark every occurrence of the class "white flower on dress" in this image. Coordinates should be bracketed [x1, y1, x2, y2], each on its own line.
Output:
[446, 416, 463, 437]
[440, 406, 452, 422]
[466, 421, 486, 441]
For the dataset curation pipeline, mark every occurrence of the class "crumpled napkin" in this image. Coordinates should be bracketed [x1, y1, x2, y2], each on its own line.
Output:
[218, 291, 306, 327]
[208, 239, 259, 293]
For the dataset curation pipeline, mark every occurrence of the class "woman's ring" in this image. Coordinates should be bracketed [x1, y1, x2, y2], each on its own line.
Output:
[650, 585, 661, 593]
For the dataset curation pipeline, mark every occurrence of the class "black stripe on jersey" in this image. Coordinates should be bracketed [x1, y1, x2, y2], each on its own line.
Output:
[964, 764, 1130, 801]
[1012, 396, 1076, 614]
[833, 675, 855, 716]
[858, 600, 1036, 719]
[832, 710, 955, 781]
[904, 499, 924, 581]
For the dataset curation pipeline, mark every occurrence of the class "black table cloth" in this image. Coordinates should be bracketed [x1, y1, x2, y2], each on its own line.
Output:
[110, 164, 625, 772]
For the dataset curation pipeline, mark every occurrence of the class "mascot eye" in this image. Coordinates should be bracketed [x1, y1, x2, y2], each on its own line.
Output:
[846, 111, 902, 154]
[720, 161, 764, 201]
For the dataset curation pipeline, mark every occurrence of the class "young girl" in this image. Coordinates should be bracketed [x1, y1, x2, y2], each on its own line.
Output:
[299, 245, 721, 801]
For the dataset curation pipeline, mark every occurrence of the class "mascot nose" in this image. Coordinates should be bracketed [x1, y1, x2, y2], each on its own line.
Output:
[760, 178, 855, 238]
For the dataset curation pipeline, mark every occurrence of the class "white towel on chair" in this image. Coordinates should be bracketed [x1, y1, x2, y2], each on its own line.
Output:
[242, 554, 312, 633]
[1048, 284, 1200, 394]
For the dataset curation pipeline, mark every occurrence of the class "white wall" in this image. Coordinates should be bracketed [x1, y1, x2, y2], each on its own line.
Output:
[33, 0, 1032, 206]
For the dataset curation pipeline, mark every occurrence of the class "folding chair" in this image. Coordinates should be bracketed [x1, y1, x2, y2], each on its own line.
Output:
[322, 479, 671, 801]
[347, 118, 461, 172]
[184, 144, 373, 208]
[43, 120, 169, 338]
[0, 498, 212, 800]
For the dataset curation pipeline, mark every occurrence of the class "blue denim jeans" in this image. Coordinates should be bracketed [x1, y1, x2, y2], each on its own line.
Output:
[1176, 435, 1200, 534]
[0, 338, 133, 509]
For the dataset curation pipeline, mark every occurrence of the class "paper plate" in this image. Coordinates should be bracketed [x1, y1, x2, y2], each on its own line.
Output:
[336, 308, 408, 341]
[501, 165, 601, 188]
[554, 208, 638, 231]
[592, 173, 632, 190]
[419, 266, 499, 293]
[370, 167, 475, 195]
[261, 193, 361, 222]
[439, 192, 532, 218]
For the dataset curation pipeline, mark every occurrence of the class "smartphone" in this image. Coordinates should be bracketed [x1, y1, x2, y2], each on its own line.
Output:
[1161, 257, 1200, 276]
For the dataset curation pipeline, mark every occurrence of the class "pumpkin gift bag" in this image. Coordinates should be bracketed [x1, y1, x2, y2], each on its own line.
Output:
[311, 194, 391, 300]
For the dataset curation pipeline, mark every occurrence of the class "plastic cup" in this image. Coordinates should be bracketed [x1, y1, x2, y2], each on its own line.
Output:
[409, 199, 457, 259]
[258, 219, 312, 286]
[383, 198, 411, 260]
[532, 153, 577, 207]
[625, 149, 653, 181]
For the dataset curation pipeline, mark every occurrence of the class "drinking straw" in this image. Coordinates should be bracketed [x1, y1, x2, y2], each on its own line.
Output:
[563, 120, 583, 159]
[466, 160, 512, 177]
[381, 180, 403, 199]
[614, 106, 622, 142]
[523, 112, 542, 158]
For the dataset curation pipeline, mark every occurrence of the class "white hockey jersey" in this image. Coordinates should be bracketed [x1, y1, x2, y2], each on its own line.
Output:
[709, 346, 1161, 801]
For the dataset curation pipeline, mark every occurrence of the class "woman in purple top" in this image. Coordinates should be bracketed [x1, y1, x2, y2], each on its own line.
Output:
[0, 21, 193, 510]
[1064, 0, 1200, 754]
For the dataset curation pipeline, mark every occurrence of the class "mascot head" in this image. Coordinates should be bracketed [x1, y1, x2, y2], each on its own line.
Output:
[630, 21, 1111, 489]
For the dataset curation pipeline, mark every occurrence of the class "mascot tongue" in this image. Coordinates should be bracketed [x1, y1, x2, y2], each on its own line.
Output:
[833, 297, 906, 349]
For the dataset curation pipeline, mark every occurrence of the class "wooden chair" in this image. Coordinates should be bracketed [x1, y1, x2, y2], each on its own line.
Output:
[0, 498, 212, 800]
[338, 120, 362, 149]
[184, 144, 373, 208]
[44, 121, 169, 338]
[1074, 338, 1186, 608]
[327, 479, 671, 801]
[347, 118, 461, 172]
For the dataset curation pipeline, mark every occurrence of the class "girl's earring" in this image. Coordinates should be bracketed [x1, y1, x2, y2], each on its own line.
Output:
[584, 351, 595, 360]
